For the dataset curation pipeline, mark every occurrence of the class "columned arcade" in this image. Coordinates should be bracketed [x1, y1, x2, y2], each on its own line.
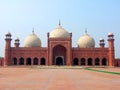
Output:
[72, 58, 108, 66]
[13, 57, 46, 65]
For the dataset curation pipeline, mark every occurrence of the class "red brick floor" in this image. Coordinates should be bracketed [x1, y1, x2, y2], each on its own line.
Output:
[92, 67, 120, 72]
[0, 67, 120, 90]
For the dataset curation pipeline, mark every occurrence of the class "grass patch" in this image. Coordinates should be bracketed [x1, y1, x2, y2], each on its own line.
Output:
[85, 68, 120, 75]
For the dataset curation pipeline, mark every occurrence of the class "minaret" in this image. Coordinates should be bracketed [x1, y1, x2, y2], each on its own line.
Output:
[108, 32, 115, 66]
[4, 32, 12, 66]
[14, 38, 20, 47]
[99, 38, 105, 48]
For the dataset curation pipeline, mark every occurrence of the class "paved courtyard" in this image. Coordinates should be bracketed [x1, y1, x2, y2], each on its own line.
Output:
[0, 66, 120, 90]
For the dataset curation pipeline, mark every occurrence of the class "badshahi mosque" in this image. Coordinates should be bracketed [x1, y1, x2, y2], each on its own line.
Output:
[4, 22, 115, 66]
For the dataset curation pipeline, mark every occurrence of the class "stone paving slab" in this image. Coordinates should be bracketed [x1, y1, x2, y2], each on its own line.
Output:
[0, 67, 120, 90]
[91, 67, 120, 72]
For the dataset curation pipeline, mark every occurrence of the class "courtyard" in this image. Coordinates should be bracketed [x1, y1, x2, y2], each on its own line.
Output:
[0, 66, 120, 90]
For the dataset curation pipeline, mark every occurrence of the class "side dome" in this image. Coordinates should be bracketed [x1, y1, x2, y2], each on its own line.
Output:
[24, 31, 41, 47]
[78, 32, 95, 48]
[49, 23, 70, 38]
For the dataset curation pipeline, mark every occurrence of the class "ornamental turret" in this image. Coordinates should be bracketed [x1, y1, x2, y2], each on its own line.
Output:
[99, 38, 105, 48]
[14, 38, 20, 47]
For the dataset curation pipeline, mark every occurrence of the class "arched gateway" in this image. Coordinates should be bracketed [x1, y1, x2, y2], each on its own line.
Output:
[53, 45, 66, 65]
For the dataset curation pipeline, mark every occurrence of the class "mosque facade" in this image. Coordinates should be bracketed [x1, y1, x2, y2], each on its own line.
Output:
[4, 23, 115, 66]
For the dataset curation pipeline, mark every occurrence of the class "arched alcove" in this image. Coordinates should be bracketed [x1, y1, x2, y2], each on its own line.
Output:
[53, 45, 66, 65]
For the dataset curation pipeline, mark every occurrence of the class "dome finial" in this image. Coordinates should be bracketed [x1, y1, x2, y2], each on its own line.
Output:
[32, 27, 34, 34]
[85, 28, 87, 33]
[59, 19, 61, 26]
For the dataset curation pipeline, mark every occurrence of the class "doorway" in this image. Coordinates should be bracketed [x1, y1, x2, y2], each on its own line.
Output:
[55, 56, 64, 65]
[73, 58, 79, 65]
[41, 58, 46, 65]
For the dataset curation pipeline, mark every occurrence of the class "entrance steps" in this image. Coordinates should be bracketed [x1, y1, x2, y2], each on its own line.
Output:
[4, 65, 109, 69]
[31, 66, 84, 69]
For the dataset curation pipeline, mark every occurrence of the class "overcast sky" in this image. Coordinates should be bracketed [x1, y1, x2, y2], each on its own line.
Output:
[0, 0, 120, 58]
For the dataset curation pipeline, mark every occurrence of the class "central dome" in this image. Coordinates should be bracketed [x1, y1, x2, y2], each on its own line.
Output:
[78, 31, 95, 48]
[49, 23, 70, 38]
[24, 31, 41, 47]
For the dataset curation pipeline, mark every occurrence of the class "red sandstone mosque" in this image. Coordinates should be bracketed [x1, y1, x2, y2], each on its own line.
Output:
[4, 22, 115, 66]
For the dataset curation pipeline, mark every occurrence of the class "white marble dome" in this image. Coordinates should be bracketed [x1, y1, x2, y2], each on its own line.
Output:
[49, 24, 70, 38]
[24, 31, 41, 47]
[108, 32, 113, 36]
[78, 32, 95, 48]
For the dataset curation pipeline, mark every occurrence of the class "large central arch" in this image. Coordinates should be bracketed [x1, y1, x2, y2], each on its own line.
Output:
[53, 45, 66, 65]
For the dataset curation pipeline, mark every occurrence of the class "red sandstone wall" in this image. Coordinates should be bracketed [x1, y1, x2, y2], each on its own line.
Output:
[0, 58, 4, 66]
[115, 59, 120, 67]
[72, 48, 109, 65]
[10, 47, 48, 65]
[72, 48, 109, 59]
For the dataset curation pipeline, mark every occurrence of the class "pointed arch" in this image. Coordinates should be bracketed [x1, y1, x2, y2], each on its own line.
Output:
[56, 56, 64, 65]
[41, 58, 46, 65]
[33, 58, 38, 65]
[19, 57, 24, 65]
[13, 57, 17, 65]
[102, 58, 107, 65]
[73, 58, 79, 65]
[53, 45, 66, 65]
[81, 58, 86, 65]
[95, 58, 100, 65]
[26, 58, 31, 65]
[88, 58, 93, 65]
